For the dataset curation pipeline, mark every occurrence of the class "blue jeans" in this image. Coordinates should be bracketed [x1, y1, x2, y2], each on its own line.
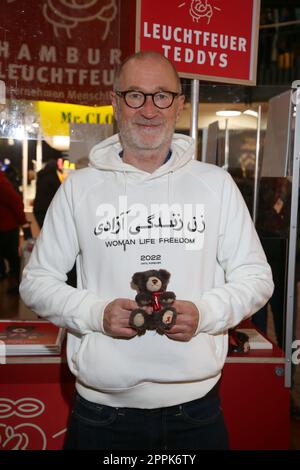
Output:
[64, 383, 229, 450]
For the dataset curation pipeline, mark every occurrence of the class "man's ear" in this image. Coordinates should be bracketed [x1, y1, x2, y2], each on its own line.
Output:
[110, 91, 119, 121]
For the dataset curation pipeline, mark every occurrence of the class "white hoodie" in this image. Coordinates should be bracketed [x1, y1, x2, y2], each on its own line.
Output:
[20, 133, 273, 408]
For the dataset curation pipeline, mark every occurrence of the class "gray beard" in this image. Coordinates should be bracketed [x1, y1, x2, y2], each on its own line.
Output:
[118, 122, 175, 152]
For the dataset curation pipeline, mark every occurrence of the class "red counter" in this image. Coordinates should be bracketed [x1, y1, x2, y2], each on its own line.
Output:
[221, 345, 290, 450]
[0, 356, 74, 450]
[0, 346, 290, 450]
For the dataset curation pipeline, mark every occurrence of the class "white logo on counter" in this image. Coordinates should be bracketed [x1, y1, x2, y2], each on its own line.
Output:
[0, 397, 67, 450]
[0, 423, 47, 450]
[0, 398, 45, 418]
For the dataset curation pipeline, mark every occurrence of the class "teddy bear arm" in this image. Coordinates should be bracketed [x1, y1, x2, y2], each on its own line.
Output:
[135, 292, 152, 306]
[160, 291, 176, 305]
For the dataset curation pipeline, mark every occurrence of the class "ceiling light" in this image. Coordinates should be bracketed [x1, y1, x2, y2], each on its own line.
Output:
[243, 109, 258, 117]
[216, 110, 241, 117]
[53, 136, 70, 150]
[45, 135, 70, 151]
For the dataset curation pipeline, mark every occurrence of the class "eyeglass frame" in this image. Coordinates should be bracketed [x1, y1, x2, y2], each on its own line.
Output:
[114, 90, 181, 109]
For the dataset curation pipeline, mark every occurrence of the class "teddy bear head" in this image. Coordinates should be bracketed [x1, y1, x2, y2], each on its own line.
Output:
[131, 269, 171, 293]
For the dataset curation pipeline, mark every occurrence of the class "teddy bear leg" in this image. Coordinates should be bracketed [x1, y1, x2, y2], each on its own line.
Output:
[129, 308, 148, 333]
[156, 307, 177, 332]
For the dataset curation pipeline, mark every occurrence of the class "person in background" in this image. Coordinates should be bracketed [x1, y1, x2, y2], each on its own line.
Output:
[20, 51, 273, 450]
[2, 159, 22, 194]
[0, 170, 27, 293]
[33, 156, 76, 287]
[33, 157, 61, 229]
[0, 257, 5, 280]
[253, 177, 291, 349]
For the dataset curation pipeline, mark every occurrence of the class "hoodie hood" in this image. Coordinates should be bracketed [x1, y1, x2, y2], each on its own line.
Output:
[89, 133, 195, 180]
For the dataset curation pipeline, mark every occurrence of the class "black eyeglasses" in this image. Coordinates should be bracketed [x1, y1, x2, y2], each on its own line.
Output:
[115, 90, 180, 109]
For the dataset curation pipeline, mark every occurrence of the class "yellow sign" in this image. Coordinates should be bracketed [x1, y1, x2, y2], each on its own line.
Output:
[36, 101, 113, 137]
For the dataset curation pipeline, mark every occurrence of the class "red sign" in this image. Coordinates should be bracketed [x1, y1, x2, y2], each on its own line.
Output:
[0, 0, 134, 105]
[136, 0, 260, 85]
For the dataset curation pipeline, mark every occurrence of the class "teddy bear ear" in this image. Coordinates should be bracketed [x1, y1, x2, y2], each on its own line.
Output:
[158, 269, 170, 283]
[131, 272, 143, 290]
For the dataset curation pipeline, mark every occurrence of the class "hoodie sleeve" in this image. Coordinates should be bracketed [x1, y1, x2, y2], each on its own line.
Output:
[19, 176, 108, 335]
[194, 172, 274, 335]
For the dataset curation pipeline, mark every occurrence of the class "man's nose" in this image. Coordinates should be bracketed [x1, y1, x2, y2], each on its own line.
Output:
[140, 96, 158, 117]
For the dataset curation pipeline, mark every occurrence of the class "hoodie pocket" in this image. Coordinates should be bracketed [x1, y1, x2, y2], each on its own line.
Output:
[74, 332, 141, 391]
[73, 331, 227, 391]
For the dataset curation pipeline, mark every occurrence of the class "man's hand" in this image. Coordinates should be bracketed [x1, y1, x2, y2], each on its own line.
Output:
[103, 299, 149, 338]
[165, 300, 199, 342]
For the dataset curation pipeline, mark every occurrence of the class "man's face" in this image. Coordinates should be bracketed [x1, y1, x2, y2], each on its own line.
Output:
[111, 57, 185, 152]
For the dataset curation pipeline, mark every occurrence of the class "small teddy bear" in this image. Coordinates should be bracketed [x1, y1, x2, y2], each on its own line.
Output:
[129, 269, 177, 333]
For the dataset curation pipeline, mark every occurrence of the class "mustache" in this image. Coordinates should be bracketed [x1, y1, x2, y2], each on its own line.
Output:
[133, 119, 164, 126]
